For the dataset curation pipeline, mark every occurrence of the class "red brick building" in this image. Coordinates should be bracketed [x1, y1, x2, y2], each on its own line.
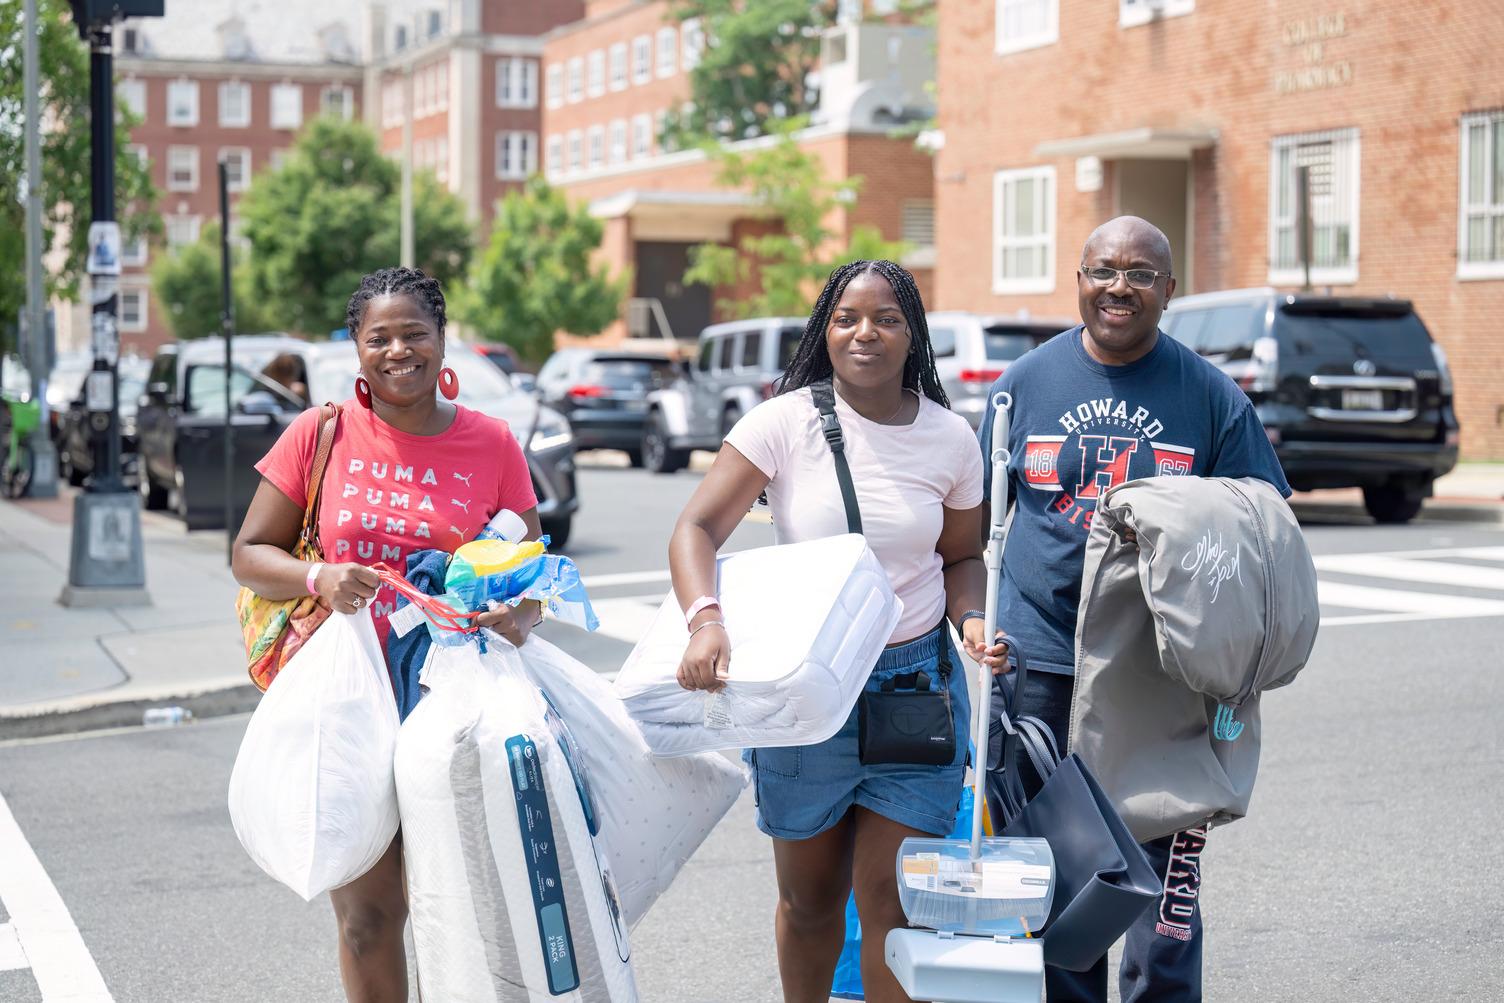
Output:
[935, 0, 1504, 458]
[543, 0, 939, 346]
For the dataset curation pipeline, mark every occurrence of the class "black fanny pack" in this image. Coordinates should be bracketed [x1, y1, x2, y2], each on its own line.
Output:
[857, 628, 957, 766]
[808, 381, 956, 767]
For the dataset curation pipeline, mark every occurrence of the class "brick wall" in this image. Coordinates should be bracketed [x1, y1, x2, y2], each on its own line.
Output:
[936, 0, 1504, 457]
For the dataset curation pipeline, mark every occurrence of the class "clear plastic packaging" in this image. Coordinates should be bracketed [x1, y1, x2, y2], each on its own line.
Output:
[896, 836, 1055, 937]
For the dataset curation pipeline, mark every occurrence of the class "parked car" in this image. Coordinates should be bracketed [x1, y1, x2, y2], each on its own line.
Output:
[56, 357, 150, 487]
[536, 347, 681, 465]
[1162, 288, 1459, 523]
[136, 338, 579, 543]
[924, 312, 1074, 428]
[642, 318, 806, 473]
[471, 341, 521, 376]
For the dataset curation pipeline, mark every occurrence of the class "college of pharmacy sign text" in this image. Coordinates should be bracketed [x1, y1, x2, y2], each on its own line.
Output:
[1275, 11, 1354, 96]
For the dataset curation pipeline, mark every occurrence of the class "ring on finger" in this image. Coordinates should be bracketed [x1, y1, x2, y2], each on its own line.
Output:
[351, 595, 364, 609]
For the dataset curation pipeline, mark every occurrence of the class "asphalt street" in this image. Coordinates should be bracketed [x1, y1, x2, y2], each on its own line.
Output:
[1, 458, 1502, 1001]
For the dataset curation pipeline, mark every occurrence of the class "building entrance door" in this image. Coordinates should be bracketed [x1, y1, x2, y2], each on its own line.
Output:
[1114, 159, 1192, 294]
[634, 241, 712, 343]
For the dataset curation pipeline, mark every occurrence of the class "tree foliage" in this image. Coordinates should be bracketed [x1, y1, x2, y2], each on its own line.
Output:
[684, 121, 907, 319]
[662, 0, 831, 147]
[452, 176, 625, 362]
[238, 117, 472, 337]
[149, 223, 273, 340]
[0, 0, 158, 340]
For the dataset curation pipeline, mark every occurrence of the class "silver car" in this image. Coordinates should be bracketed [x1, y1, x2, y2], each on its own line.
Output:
[642, 317, 805, 473]
[925, 311, 1074, 428]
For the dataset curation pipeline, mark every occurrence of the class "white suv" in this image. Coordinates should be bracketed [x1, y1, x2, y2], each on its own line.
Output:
[925, 312, 1074, 428]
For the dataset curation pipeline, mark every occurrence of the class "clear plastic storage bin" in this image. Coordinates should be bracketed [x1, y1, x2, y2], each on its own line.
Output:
[896, 836, 1055, 938]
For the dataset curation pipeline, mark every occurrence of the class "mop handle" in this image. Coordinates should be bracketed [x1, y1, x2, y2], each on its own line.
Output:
[970, 390, 1012, 860]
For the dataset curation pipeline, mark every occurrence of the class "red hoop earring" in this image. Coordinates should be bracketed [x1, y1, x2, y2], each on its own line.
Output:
[439, 366, 459, 401]
[354, 376, 372, 409]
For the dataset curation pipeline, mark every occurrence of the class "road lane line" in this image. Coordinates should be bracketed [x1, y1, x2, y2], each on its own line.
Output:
[0, 922, 28, 971]
[1313, 554, 1504, 591]
[590, 596, 668, 645]
[1317, 580, 1504, 617]
[0, 792, 112, 1001]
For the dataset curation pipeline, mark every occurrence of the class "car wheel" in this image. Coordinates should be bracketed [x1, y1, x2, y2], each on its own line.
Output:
[1, 442, 32, 499]
[720, 404, 743, 439]
[642, 411, 688, 474]
[1363, 484, 1426, 524]
[540, 514, 572, 550]
[139, 466, 169, 510]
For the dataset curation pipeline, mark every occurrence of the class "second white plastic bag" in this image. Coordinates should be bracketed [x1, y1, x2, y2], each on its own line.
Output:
[227, 607, 400, 902]
[517, 636, 747, 928]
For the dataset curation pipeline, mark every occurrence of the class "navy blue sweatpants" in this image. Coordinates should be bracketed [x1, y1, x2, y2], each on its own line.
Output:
[1008, 670, 1206, 1003]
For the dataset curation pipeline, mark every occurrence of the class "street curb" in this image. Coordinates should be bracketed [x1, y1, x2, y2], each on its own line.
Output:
[0, 683, 262, 741]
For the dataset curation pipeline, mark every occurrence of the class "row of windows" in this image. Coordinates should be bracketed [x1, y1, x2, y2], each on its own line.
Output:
[545, 20, 704, 110]
[118, 77, 352, 129]
[542, 111, 675, 177]
[996, 0, 1195, 54]
[988, 112, 1504, 293]
[158, 145, 256, 193]
[381, 63, 451, 127]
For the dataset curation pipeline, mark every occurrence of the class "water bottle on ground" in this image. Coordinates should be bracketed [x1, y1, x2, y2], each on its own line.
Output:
[143, 706, 194, 728]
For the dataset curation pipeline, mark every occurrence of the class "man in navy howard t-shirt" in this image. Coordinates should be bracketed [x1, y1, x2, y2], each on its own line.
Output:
[977, 216, 1289, 1003]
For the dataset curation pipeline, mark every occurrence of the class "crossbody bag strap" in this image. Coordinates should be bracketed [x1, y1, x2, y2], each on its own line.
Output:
[809, 380, 863, 535]
[300, 403, 341, 548]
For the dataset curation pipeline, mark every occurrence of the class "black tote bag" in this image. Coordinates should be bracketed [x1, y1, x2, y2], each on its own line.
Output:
[983, 638, 1163, 973]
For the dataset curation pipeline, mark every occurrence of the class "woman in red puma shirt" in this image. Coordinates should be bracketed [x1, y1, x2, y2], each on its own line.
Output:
[232, 266, 538, 1002]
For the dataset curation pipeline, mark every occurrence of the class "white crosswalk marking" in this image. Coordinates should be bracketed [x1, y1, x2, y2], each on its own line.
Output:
[1317, 545, 1504, 627]
[0, 922, 28, 972]
[590, 595, 668, 644]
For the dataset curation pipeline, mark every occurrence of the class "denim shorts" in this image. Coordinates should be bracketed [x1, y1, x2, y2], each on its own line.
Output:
[745, 623, 970, 840]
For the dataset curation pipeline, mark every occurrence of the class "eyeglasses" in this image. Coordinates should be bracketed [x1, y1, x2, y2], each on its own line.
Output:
[1079, 266, 1172, 290]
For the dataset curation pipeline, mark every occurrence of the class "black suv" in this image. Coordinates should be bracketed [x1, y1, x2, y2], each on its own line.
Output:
[1163, 289, 1459, 523]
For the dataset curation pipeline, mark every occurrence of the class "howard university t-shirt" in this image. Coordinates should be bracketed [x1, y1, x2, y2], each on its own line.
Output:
[978, 326, 1291, 676]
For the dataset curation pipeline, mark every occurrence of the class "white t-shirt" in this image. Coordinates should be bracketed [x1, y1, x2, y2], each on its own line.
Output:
[724, 387, 984, 643]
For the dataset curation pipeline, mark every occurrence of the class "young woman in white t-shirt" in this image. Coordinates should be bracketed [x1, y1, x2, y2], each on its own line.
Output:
[668, 260, 1008, 1002]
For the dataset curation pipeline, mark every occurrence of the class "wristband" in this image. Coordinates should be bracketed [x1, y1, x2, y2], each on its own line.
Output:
[306, 562, 325, 596]
[684, 595, 720, 625]
[688, 619, 726, 640]
[958, 609, 986, 629]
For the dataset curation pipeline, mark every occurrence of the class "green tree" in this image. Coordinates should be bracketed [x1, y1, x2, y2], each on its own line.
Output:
[452, 176, 625, 362]
[0, 0, 158, 337]
[684, 121, 907, 319]
[238, 117, 472, 337]
[662, 0, 832, 147]
[149, 223, 274, 340]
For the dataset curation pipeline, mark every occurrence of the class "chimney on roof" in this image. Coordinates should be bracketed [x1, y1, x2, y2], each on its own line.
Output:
[217, 15, 252, 61]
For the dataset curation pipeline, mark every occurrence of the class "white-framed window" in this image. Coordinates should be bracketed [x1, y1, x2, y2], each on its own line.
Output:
[167, 79, 199, 126]
[436, 64, 449, 111]
[586, 49, 605, 97]
[220, 147, 250, 192]
[681, 18, 705, 70]
[992, 166, 1055, 294]
[118, 78, 147, 119]
[566, 56, 584, 103]
[1120, 0, 1195, 28]
[496, 57, 537, 108]
[119, 230, 147, 267]
[587, 125, 605, 169]
[654, 109, 668, 152]
[545, 134, 563, 176]
[435, 136, 448, 183]
[996, 0, 1058, 55]
[1459, 110, 1504, 279]
[165, 214, 201, 247]
[118, 286, 148, 333]
[567, 129, 583, 173]
[656, 27, 678, 78]
[631, 35, 652, 85]
[1268, 128, 1360, 286]
[608, 42, 628, 91]
[545, 64, 564, 108]
[901, 199, 936, 247]
[321, 84, 354, 121]
[416, 69, 431, 117]
[270, 83, 303, 129]
[218, 81, 250, 127]
[496, 131, 537, 180]
[167, 145, 199, 191]
[608, 119, 627, 164]
[382, 80, 402, 128]
[631, 113, 652, 159]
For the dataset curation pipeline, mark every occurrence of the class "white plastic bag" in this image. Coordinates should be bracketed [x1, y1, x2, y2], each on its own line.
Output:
[517, 636, 747, 928]
[397, 635, 639, 1002]
[227, 608, 400, 902]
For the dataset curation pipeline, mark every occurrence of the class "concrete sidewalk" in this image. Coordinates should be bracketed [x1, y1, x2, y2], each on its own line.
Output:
[0, 494, 257, 739]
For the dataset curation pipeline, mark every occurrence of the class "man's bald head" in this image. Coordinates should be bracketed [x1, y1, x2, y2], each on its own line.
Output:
[1081, 216, 1173, 274]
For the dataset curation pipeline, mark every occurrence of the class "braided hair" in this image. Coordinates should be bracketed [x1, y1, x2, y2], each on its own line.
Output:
[344, 266, 447, 337]
[776, 260, 949, 408]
